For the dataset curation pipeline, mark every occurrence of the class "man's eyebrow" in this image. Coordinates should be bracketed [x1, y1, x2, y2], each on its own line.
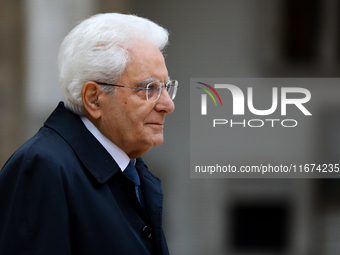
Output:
[136, 77, 171, 87]
[136, 78, 159, 87]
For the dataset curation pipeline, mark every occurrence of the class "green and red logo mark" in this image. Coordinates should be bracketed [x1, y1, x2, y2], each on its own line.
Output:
[196, 82, 222, 115]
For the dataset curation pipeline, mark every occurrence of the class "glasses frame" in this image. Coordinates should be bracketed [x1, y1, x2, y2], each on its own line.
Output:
[95, 80, 178, 102]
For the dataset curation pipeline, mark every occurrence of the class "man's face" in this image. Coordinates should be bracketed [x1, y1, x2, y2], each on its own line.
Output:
[98, 42, 175, 158]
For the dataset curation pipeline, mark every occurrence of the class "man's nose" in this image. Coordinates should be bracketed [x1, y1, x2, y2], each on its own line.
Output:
[154, 88, 175, 113]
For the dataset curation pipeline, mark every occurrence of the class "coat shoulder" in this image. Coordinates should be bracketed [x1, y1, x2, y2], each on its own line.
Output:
[1, 126, 80, 178]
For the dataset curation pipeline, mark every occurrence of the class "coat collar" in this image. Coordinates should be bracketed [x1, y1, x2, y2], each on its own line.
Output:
[44, 102, 120, 184]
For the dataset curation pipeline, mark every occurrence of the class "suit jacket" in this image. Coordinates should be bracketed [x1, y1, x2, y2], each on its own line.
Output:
[0, 102, 170, 255]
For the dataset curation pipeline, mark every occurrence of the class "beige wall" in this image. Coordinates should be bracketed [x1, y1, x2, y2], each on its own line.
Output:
[0, 1, 24, 165]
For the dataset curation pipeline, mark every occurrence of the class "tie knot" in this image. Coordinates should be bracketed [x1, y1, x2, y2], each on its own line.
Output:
[123, 161, 140, 186]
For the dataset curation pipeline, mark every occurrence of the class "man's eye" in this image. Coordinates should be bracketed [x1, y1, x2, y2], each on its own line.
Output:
[147, 84, 156, 90]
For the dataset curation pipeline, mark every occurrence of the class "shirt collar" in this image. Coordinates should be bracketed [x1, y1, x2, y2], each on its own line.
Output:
[80, 116, 130, 172]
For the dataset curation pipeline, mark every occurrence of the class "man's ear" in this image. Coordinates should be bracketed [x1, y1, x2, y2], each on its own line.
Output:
[81, 81, 102, 119]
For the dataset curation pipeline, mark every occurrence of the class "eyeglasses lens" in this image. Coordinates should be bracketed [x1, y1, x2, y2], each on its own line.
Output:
[146, 83, 159, 102]
[146, 80, 178, 102]
[167, 81, 177, 100]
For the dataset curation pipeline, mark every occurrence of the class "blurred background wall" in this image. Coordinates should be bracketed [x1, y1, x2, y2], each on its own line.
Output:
[1, 0, 340, 254]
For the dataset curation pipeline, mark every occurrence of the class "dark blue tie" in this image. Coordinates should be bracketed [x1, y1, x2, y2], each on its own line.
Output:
[123, 161, 145, 209]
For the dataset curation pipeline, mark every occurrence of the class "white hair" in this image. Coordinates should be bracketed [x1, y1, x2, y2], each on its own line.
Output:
[58, 13, 169, 115]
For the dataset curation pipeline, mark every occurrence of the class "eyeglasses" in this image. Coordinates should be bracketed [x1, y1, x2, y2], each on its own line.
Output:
[96, 80, 178, 102]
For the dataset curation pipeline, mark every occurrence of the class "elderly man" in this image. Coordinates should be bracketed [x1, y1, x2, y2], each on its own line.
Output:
[0, 13, 177, 255]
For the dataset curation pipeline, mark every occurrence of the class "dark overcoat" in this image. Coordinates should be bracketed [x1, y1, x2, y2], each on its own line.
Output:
[0, 102, 169, 255]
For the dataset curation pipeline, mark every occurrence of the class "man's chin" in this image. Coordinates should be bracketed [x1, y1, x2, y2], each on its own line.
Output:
[148, 135, 164, 147]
